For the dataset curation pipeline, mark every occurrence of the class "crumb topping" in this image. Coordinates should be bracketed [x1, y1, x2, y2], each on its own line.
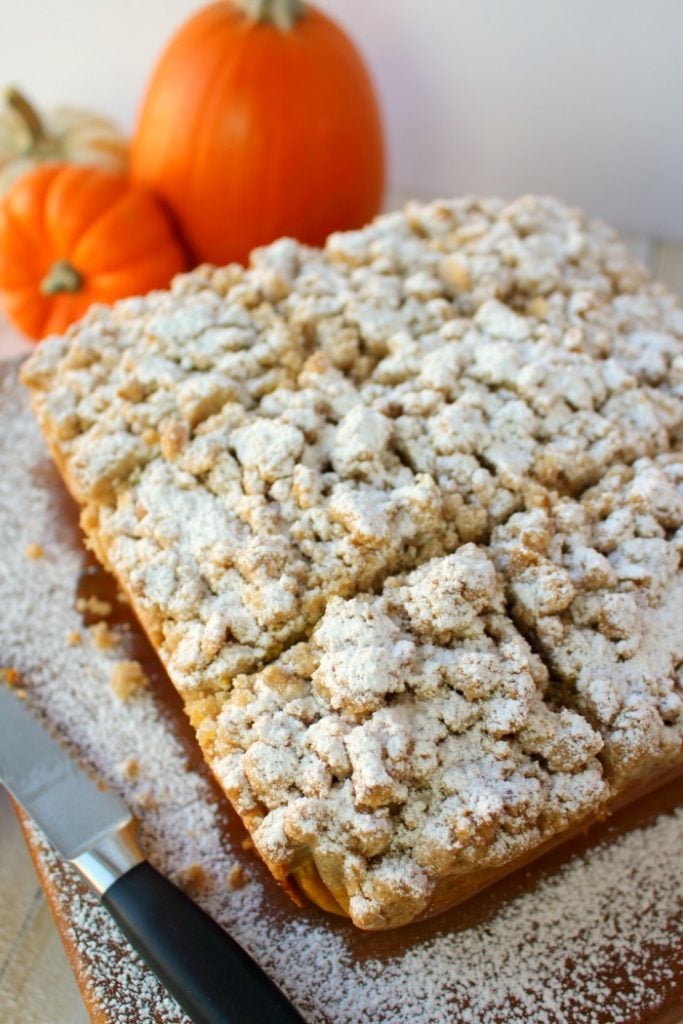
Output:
[492, 455, 683, 785]
[203, 547, 606, 928]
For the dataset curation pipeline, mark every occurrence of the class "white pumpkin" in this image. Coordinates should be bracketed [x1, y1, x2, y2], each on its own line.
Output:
[0, 86, 128, 195]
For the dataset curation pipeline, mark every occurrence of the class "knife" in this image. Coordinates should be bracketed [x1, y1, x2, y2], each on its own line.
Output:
[0, 684, 306, 1024]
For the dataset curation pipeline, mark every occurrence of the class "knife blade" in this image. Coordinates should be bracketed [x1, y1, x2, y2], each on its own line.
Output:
[0, 683, 131, 860]
[0, 684, 306, 1024]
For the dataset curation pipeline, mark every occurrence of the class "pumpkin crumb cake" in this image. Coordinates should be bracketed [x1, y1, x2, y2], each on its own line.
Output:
[21, 195, 683, 929]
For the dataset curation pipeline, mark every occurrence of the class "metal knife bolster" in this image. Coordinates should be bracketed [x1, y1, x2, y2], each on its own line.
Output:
[72, 819, 145, 895]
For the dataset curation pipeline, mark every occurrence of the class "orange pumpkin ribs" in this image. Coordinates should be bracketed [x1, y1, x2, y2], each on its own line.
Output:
[0, 163, 187, 340]
[131, 0, 385, 265]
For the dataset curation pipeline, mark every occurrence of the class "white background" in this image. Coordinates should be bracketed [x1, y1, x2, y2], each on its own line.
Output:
[0, 0, 682, 239]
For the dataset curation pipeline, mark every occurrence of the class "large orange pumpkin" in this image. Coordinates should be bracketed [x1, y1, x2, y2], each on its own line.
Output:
[0, 163, 187, 339]
[131, 0, 385, 266]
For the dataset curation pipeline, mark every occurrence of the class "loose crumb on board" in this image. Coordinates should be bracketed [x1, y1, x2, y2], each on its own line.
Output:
[227, 863, 248, 890]
[135, 790, 158, 812]
[1, 666, 21, 686]
[76, 595, 113, 618]
[119, 756, 140, 781]
[66, 629, 82, 646]
[177, 863, 212, 895]
[110, 660, 148, 701]
[89, 620, 118, 652]
[24, 542, 44, 559]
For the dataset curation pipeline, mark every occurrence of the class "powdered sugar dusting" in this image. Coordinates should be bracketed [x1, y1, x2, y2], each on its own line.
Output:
[204, 548, 608, 929]
[2, 362, 682, 1022]
[25, 795, 683, 1024]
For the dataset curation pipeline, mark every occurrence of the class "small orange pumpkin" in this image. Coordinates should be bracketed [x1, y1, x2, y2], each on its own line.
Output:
[0, 163, 187, 339]
[131, 0, 385, 266]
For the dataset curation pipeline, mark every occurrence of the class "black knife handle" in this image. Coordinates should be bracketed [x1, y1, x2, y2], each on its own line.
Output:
[102, 861, 306, 1024]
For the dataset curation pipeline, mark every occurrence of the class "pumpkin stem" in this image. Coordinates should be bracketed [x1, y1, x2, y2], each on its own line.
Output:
[40, 260, 83, 296]
[236, 0, 305, 30]
[3, 86, 46, 149]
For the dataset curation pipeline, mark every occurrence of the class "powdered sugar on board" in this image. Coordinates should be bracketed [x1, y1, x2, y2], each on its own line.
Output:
[2, 360, 682, 1024]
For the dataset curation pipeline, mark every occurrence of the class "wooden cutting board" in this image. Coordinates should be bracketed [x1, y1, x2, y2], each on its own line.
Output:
[2, 357, 682, 1024]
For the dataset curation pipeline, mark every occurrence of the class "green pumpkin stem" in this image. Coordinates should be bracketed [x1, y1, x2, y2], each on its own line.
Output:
[4, 86, 46, 149]
[236, 0, 305, 30]
[40, 260, 83, 296]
